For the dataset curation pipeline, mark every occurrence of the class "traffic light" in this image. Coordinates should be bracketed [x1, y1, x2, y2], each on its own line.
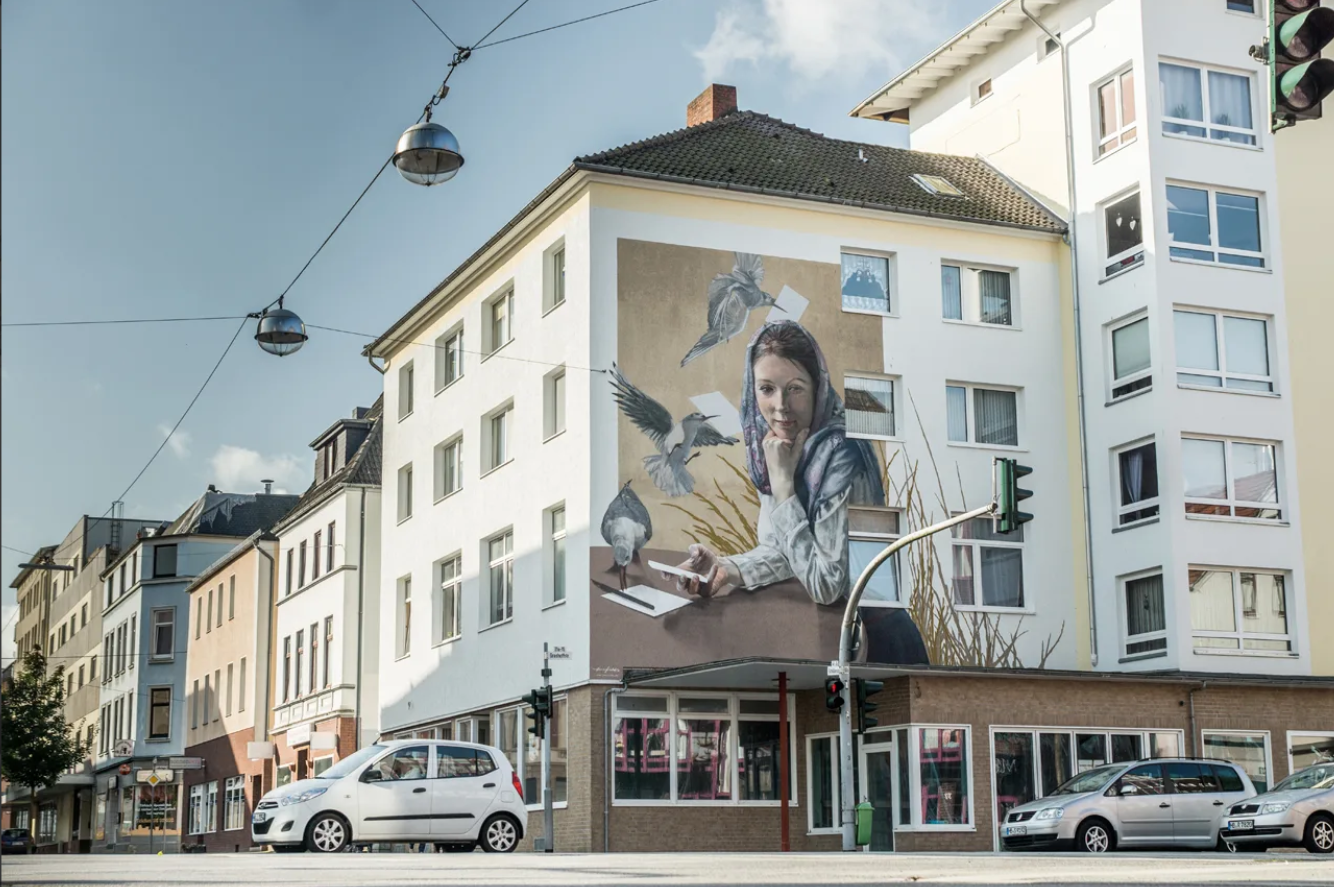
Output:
[824, 678, 845, 713]
[522, 687, 552, 740]
[854, 679, 883, 733]
[996, 457, 1034, 535]
[1263, 0, 1334, 127]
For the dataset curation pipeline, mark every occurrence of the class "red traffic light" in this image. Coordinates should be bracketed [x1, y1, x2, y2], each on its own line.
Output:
[824, 678, 845, 712]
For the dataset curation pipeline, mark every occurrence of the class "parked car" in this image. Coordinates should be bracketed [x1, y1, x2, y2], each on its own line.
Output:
[1001, 758, 1255, 853]
[251, 739, 526, 853]
[1, 828, 33, 855]
[1218, 762, 1334, 854]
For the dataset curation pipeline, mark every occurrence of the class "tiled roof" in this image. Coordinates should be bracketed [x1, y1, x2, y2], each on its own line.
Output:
[575, 111, 1065, 233]
[164, 491, 301, 538]
[273, 396, 384, 533]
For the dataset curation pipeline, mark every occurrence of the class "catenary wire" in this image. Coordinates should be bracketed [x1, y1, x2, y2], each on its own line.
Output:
[473, 0, 666, 50]
[472, 0, 533, 49]
[2, 316, 247, 328]
[408, 0, 460, 46]
[305, 323, 607, 374]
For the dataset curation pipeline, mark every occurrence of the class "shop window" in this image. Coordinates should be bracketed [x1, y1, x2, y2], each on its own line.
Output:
[918, 728, 969, 825]
[1203, 730, 1271, 792]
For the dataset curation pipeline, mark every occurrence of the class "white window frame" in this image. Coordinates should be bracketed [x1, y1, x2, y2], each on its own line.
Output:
[434, 324, 464, 393]
[972, 77, 993, 105]
[149, 607, 174, 662]
[1119, 568, 1168, 659]
[897, 724, 975, 832]
[485, 530, 514, 628]
[1113, 438, 1160, 527]
[433, 434, 463, 502]
[397, 575, 412, 659]
[843, 373, 898, 441]
[949, 516, 1027, 613]
[1173, 308, 1275, 394]
[849, 507, 904, 609]
[1181, 435, 1282, 521]
[1159, 59, 1259, 147]
[543, 240, 567, 314]
[1188, 566, 1293, 655]
[940, 262, 1017, 327]
[1094, 65, 1137, 158]
[1101, 189, 1145, 278]
[805, 732, 843, 834]
[1202, 729, 1273, 793]
[840, 250, 895, 316]
[485, 288, 515, 357]
[1166, 182, 1266, 268]
[435, 555, 462, 646]
[548, 504, 567, 606]
[945, 383, 1021, 449]
[1107, 313, 1152, 402]
[188, 783, 206, 836]
[398, 360, 414, 421]
[544, 367, 567, 441]
[397, 463, 413, 523]
[483, 403, 513, 474]
[1226, 0, 1259, 16]
[223, 775, 246, 831]
[1286, 731, 1334, 773]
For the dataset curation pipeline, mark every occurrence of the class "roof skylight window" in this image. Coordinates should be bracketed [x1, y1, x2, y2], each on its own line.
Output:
[909, 174, 966, 198]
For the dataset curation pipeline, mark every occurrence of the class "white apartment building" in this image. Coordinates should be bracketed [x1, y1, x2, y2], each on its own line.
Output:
[854, 0, 1315, 675]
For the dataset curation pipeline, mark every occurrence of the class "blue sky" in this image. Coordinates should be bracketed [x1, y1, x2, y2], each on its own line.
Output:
[0, 0, 996, 658]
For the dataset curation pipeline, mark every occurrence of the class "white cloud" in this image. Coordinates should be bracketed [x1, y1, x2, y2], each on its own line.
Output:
[695, 0, 943, 84]
[158, 424, 191, 459]
[209, 445, 305, 494]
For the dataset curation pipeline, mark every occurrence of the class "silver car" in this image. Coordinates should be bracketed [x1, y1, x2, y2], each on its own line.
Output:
[1001, 758, 1255, 852]
[1218, 762, 1334, 854]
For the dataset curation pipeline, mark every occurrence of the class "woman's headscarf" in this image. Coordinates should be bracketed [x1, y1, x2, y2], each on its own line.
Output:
[739, 321, 885, 525]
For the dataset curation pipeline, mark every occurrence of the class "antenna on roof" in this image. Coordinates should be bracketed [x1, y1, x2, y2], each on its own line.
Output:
[261, 479, 274, 494]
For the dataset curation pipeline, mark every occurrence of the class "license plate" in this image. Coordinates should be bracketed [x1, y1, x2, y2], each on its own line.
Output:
[252, 811, 269, 824]
[1005, 825, 1027, 836]
[1228, 819, 1254, 831]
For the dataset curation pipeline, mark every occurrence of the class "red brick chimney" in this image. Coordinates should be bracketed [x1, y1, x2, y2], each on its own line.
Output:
[687, 84, 737, 127]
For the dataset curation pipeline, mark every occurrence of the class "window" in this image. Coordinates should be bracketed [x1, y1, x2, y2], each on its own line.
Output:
[946, 384, 1018, 447]
[78, 664, 85, 688]
[840, 252, 891, 313]
[398, 360, 415, 419]
[1108, 315, 1151, 400]
[216, 585, 223, 627]
[1040, 31, 1061, 58]
[975, 78, 993, 102]
[224, 776, 246, 831]
[120, 562, 127, 594]
[1103, 191, 1144, 276]
[844, 375, 896, 438]
[488, 290, 514, 354]
[326, 522, 335, 572]
[434, 436, 463, 500]
[546, 244, 567, 311]
[129, 616, 136, 670]
[81, 602, 88, 628]
[436, 328, 464, 390]
[294, 629, 304, 698]
[148, 687, 171, 739]
[398, 576, 412, 658]
[153, 545, 177, 578]
[436, 746, 499, 778]
[488, 532, 514, 626]
[313, 756, 334, 776]
[951, 517, 1023, 609]
[206, 589, 213, 633]
[397, 463, 414, 522]
[188, 783, 206, 835]
[228, 576, 235, 620]
[308, 622, 317, 693]
[1228, 0, 1256, 11]
[1190, 567, 1290, 652]
[204, 781, 218, 833]
[486, 406, 512, 472]
[285, 549, 293, 597]
[192, 679, 200, 729]
[226, 663, 234, 716]
[1123, 572, 1168, 656]
[1174, 310, 1272, 392]
[282, 637, 291, 702]
[1115, 441, 1160, 525]
[1288, 732, 1334, 772]
[545, 368, 566, 439]
[239, 657, 247, 711]
[941, 264, 1013, 326]
[1096, 68, 1137, 156]
[551, 507, 567, 604]
[849, 508, 902, 606]
[1182, 437, 1280, 519]
[919, 727, 970, 825]
[299, 540, 308, 586]
[807, 734, 842, 832]
[1166, 184, 1264, 267]
[1160, 62, 1256, 145]
[430, 557, 463, 645]
[311, 532, 322, 581]
[150, 608, 174, 661]
[1203, 731, 1270, 792]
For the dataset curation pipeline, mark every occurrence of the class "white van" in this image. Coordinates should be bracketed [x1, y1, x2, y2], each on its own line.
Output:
[251, 739, 527, 853]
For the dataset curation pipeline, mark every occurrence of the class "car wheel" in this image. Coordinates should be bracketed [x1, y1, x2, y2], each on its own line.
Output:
[1076, 819, 1114, 853]
[305, 813, 350, 853]
[479, 815, 520, 853]
[1305, 814, 1334, 854]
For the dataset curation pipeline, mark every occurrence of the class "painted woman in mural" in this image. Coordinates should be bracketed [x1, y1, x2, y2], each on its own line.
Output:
[667, 320, 929, 665]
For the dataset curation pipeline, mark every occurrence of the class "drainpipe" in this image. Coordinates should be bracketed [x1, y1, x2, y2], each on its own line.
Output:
[1021, 0, 1098, 666]
[353, 488, 368, 750]
[602, 684, 626, 853]
[1187, 682, 1207, 756]
[251, 537, 275, 742]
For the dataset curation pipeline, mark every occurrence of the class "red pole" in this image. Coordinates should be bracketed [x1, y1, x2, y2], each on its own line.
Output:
[778, 670, 790, 852]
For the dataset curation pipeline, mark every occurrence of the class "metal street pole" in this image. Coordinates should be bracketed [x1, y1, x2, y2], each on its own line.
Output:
[837, 501, 996, 851]
[541, 643, 554, 853]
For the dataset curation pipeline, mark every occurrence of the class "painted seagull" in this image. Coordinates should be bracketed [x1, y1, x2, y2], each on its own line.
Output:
[680, 251, 776, 366]
[608, 363, 737, 497]
[601, 480, 653, 591]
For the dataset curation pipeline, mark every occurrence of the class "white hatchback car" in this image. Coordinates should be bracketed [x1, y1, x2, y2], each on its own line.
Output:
[251, 739, 527, 853]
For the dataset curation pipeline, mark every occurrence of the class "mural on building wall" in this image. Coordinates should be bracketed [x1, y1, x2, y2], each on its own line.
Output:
[590, 239, 1063, 675]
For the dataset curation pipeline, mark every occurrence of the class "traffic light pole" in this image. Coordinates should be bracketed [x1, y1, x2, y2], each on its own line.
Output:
[837, 500, 996, 851]
[542, 643, 554, 853]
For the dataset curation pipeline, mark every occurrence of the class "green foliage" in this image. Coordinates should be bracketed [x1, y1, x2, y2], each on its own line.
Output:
[1, 649, 92, 795]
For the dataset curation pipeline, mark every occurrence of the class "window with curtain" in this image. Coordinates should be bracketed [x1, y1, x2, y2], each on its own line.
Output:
[1174, 310, 1272, 391]
[1096, 67, 1137, 156]
[1110, 316, 1151, 400]
[950, 517, 1024, 608]
[844, 374, 896, 438]
[1102, 192, 1144, 276]
[436, 328, 464, 390]
[489, 290, 513, 353]
[488, 408, 511, 470]
[946, 384, 1018, 446]
[1190, 567, 1290, 652]
[1167, 185, 1264, 267]
[1182, 437, 1280, 519]
[1116, 441, 1160, 525]
[551, 247, 566, 308]
[1160, 61, 1256, 145]
[434, 436, 463, 501]
[941, 265, 1013, 325]
[1124, 573, 1167, 656]
[841, 252, 891, 313]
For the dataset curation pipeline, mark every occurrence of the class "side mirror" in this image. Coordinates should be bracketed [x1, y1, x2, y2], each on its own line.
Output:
[1118, 784, 1138, 796]
[360, 769, 383, 783]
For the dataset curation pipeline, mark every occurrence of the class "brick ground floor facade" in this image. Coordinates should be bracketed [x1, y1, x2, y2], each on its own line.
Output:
[271, 715, 359, 786]
[181, 729, 273, 853]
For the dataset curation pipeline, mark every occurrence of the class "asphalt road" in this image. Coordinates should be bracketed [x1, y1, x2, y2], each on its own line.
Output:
[3, 851, 1331, 886]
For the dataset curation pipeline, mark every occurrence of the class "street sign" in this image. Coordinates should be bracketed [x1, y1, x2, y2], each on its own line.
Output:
[118, 763, 132, 776]
[168, 756, 204, 770]
[136, 769, 173, 785]
[549, 645, 572, 660]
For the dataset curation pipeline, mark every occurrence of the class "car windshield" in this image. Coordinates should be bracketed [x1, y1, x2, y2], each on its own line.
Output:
[315, 744, 389, 780]
[1049, 764, 1124, 795]
[1273, 764, 1334, 792]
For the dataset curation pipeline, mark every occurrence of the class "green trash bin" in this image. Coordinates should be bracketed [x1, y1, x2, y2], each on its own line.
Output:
[855, 801, 873, 847]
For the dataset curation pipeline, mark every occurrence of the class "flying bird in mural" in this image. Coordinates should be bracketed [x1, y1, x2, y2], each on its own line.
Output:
[680, 252, 775, 366]
[608, 363, 738, 497]
[601, 480, 653, 590]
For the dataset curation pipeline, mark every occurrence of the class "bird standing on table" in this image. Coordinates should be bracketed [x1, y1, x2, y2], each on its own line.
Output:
[681, 252, 775, 366]
[601, 480, 652, 590]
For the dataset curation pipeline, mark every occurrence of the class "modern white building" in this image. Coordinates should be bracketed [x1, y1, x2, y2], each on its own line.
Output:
[853, 0, 1314, 676]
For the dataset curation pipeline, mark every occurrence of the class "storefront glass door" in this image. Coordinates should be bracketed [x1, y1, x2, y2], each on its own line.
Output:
[859, 740, 897, 852]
